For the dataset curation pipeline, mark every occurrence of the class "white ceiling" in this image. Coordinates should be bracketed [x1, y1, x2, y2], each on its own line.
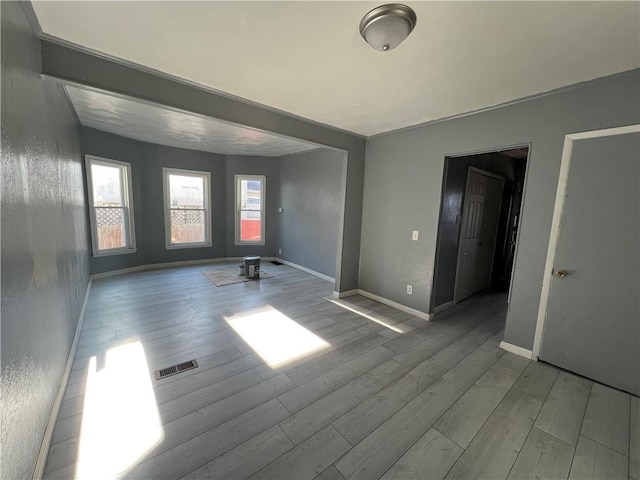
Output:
[34, 1, 640, 136]
[64, 85, 318, 156]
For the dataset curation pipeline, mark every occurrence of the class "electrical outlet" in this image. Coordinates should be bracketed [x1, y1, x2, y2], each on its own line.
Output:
[412, 230, 419, 241]
[406, 285, 413, 295]
[278, 249, 282, 255]
[277, 207, 284, 213]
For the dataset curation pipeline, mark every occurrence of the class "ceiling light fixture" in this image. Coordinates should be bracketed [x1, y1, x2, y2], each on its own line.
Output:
[359, 4, 417, 52]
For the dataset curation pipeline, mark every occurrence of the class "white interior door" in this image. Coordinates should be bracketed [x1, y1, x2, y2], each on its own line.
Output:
[454, 168, 504, 303]
[475, 175, 504, 292]
[537, 126, 639, 396]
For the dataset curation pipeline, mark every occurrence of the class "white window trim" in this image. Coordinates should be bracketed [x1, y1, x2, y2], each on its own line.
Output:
[163, 167, 212, 250]
[235, 174, 266, 246]
[85, 155, 137, 257]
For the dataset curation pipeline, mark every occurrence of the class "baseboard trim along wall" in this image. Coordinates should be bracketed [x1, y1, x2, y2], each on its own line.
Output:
[274, 258, 335, 283]
[499, 341, 534, 360]
[334, 289, 359, 299]
[33, 279, 93, 480]
[359, 289, 432, 321]
[90, 257, 276, 280]
[433, 301, 454, 314]
[332, 289, 431, 321]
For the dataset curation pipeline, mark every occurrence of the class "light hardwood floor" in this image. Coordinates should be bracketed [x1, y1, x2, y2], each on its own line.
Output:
[43, 263, 638, 479]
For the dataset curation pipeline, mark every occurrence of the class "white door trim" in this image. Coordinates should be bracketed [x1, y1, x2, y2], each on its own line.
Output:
[531, 124, 640, 359]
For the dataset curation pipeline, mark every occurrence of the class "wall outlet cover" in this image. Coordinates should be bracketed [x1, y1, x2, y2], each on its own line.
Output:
[412, 230, 419, 241]
[407, 285, 413, 295]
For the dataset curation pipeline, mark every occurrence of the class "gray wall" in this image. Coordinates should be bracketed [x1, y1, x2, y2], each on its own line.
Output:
[1, 3, 90, 478]
[41, 41, 366, 292]
[225, 155, 279, 258]
[81, 128, 227, 274]
[433, 152, 520, 307]
[278, 149, 346, 279]
[361, 69, 640, 351]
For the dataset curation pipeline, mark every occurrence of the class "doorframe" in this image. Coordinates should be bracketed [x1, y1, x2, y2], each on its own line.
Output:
[531, 124, 640, 359]
[452, 167, 505, 304]
[430, 143, 533, 314]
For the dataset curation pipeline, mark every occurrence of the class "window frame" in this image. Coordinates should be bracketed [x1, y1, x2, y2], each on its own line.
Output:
[235, 174, 266, 246]
[85, 155, 137, 257]
[162, 167, 212, 250]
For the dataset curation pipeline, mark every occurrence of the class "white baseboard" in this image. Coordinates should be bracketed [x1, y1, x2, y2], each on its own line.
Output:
[499, 341, 533, 360]
[433, 301, 453, 314]
[331, 289, 431, 321]
[90, 257, 265, 279]
[33, 278, 92, 480]
[91, 264, 148, 279]
[275, 258, 335, 283]
[333, 289, 359, 299]
[228, 256, 276, 262]
[357, 289, 432, 321]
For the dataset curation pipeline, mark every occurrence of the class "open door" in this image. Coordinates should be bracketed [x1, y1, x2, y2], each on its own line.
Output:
[453, 168, 504, 304]
[536, 126, 639, 396]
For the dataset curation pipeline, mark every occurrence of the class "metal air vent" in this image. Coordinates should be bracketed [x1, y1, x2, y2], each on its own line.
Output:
[154, 359, 199, 380]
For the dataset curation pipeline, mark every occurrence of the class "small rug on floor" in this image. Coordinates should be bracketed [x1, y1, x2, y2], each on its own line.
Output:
[202, 268, 274, 287]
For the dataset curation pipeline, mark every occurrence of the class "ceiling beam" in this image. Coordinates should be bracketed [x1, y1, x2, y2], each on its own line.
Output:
[40, 39, 365, 148]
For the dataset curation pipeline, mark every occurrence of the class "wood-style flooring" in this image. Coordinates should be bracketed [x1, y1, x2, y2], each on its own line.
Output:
[43, 263, 639, 479]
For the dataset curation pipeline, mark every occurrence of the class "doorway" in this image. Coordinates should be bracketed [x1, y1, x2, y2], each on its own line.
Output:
[432, 147, 529, 312]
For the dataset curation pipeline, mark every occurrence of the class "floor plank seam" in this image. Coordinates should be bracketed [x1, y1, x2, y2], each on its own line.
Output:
[573, 379, 594, 459]
[276, 397, 293, 415]
[505, 368, 560, 479]
[580, 434, 631, 458]
[322, 361, 449, 445]
[276, 422, 296, 446]
[432, 427, 465, 450]
[441, 360, 531, 479]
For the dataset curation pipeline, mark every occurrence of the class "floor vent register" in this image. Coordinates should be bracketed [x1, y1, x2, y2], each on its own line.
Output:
[154, 359, 199, 380]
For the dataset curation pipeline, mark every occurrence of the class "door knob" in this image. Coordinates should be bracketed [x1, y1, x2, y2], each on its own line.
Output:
[555, 270, 568, 278]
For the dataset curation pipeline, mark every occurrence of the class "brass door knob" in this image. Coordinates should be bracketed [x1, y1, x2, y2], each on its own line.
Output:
[555, 270, 568, 278]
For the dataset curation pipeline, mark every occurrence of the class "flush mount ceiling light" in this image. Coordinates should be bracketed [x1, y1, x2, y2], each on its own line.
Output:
[359, 4, 417, 52]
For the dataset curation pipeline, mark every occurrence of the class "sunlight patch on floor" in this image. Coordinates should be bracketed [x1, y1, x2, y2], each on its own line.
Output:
[225, 306, 330, 368]
[327, 298, 405, 333]
[76, 341, 163, 479]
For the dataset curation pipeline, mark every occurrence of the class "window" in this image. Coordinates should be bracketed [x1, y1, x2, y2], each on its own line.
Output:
[163, 168, 212, 249]
[85, 155, 136, 256]
[235, 175, 265, 245]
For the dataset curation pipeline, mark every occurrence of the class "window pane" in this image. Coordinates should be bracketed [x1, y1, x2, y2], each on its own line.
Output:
[91, 164, 123, 206]
[240, 210, 262, 242]
[241, 179, 262, 211]
[171, 209, 205, 244]
[169, 174, 204, 208]
[95, 207, 126, 250]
